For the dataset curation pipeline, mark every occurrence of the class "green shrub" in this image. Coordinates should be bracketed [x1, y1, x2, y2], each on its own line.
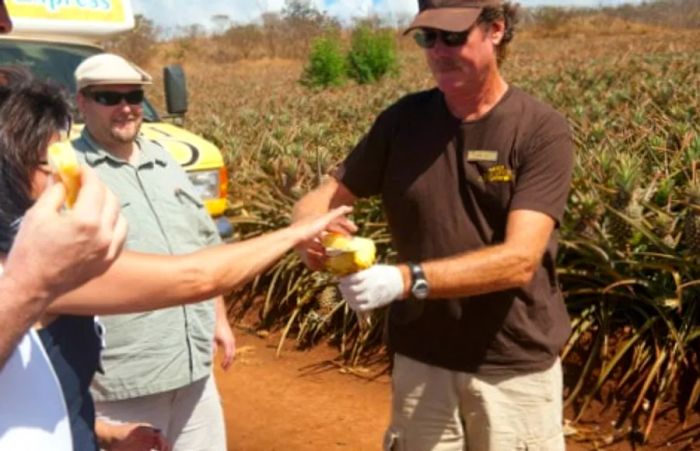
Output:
[300, 35, 346, 88]
[347, 26, 397, 84]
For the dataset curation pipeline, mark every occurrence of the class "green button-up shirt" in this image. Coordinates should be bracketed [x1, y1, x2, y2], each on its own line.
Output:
[74, 129, 221, 401]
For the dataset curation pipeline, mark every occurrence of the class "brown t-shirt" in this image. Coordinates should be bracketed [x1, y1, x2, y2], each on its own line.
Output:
[335, 86, 574, 374]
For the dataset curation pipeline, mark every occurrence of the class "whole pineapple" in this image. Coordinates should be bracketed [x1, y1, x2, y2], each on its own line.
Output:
[607, 156, 641, 250]
[573, 190, 603, 240]
[317, 285, 339, 317]
[682, 180, 700, 253]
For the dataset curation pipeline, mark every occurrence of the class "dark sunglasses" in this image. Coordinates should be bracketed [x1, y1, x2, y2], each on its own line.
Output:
[85, 89, 144, 106]
[413, 28, 472, 49]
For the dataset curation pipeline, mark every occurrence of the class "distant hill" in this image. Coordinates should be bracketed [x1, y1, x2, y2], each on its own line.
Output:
[524, 0, 700, 31]
[605, 0, 700, 28]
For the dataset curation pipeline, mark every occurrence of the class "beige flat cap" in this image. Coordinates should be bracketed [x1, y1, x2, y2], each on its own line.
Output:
[75, 53, 152, 91]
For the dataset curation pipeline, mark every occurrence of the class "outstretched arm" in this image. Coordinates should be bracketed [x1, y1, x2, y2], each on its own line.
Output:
[47, 206, 352, 315]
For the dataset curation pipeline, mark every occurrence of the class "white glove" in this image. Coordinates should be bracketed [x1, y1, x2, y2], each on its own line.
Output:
[338, 264, 404, 312]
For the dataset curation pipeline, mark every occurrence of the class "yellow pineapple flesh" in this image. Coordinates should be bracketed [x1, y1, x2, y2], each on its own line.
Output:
[322, 233, 376, 276]
[47, 141, 81, 208]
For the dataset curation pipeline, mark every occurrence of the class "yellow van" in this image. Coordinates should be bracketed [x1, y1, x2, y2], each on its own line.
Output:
[1, 0, 233, 237]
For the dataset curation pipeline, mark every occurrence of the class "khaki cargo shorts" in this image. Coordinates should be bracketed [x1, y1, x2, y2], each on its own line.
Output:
[384, 354, 565, 451]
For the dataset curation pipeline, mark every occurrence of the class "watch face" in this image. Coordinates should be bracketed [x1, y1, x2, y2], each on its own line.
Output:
[411, 280, 430, 299]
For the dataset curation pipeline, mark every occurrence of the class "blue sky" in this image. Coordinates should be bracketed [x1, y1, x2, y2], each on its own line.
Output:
[133, 0, 642, 30]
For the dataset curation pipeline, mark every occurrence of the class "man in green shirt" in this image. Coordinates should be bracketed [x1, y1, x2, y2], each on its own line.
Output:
[72, 53, 233, 451]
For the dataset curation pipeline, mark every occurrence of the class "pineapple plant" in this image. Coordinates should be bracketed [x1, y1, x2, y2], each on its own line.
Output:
[606, 155, 642, 251]
[571, 188, 603, 240]
[682, 176, 700, 254]
[652, 213, 677, 249]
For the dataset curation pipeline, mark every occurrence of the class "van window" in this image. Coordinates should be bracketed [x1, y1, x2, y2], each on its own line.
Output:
[0, 40, 158, 121]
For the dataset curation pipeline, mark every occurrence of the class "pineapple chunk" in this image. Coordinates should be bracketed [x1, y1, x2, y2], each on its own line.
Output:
[322, 233, 376, 276]
[47, 141, 81, 208]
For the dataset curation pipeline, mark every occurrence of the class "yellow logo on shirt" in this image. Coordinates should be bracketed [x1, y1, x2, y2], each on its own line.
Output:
[484, 165, 514, 183]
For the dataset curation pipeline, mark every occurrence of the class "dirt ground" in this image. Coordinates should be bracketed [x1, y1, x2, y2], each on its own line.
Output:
[214, 328, 699, 451]
[215, 327, 390, 450]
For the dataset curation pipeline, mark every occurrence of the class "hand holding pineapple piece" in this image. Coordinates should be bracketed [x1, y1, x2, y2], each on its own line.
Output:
[47, 140, 81, 208]
[322, 232, 378, 327]
[321, 232, 376, 276]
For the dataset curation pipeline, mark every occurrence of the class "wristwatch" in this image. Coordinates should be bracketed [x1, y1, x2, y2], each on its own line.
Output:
[407, 262, 430, 300]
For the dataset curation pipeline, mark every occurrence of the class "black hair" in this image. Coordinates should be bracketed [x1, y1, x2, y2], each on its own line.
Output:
[0, 66, 71, 252]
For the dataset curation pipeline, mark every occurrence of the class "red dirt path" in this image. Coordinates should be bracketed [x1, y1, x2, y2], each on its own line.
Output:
[215, 328, 391, 450]
[214, 328, 698, 450]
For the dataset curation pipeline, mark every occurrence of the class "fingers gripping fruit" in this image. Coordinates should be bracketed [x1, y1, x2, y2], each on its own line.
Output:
[48, 141, 81, 208]
[322, 233, 376, 276]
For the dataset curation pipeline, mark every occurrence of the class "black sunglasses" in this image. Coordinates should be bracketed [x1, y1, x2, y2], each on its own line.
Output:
[413, 28, 472, 49]
[85, 89, 144, 106]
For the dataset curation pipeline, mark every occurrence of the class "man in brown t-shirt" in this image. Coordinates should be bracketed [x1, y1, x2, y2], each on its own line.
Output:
[293, 1, 573, 449]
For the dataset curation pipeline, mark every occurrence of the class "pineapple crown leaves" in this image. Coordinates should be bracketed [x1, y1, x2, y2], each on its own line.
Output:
[613, 154, 644, 193]
[594, 149, 616, 181]
[570, 187, 604, 218]
[681, 138, 700, 169]
[654, 176, 676, 208]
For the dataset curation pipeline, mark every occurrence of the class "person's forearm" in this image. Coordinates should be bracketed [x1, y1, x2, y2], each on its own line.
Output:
[0, 276, 51, 368]
[47, 225, 305, 315]
[396, 210, 555, 301]
[292, 187, 334, 222]
[292, 176, 353, 223]
[398, 243, 539, 301]
[198, 225, 305, 295]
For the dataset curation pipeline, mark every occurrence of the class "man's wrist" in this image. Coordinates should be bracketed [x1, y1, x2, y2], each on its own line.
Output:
[406, 262, 430, 300]
[1, 270, 51, 307]
[397, 264, 411, 300]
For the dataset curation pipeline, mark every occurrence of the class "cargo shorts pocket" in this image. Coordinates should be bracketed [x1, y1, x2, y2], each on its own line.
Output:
[383, 427, 404, 451]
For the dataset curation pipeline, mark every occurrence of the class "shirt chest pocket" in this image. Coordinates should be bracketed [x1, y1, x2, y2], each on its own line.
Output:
[156, 186, 217, 249]
[174, 186, 205, 210]
[464, 160, 514, 212]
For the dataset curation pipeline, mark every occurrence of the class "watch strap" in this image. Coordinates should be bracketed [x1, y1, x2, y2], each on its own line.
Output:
[407, 262, 425, 286]
[407, 261, 429, 301]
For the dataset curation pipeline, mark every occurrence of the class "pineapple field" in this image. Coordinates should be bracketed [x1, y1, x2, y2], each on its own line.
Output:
[128, 8, 700, 448]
